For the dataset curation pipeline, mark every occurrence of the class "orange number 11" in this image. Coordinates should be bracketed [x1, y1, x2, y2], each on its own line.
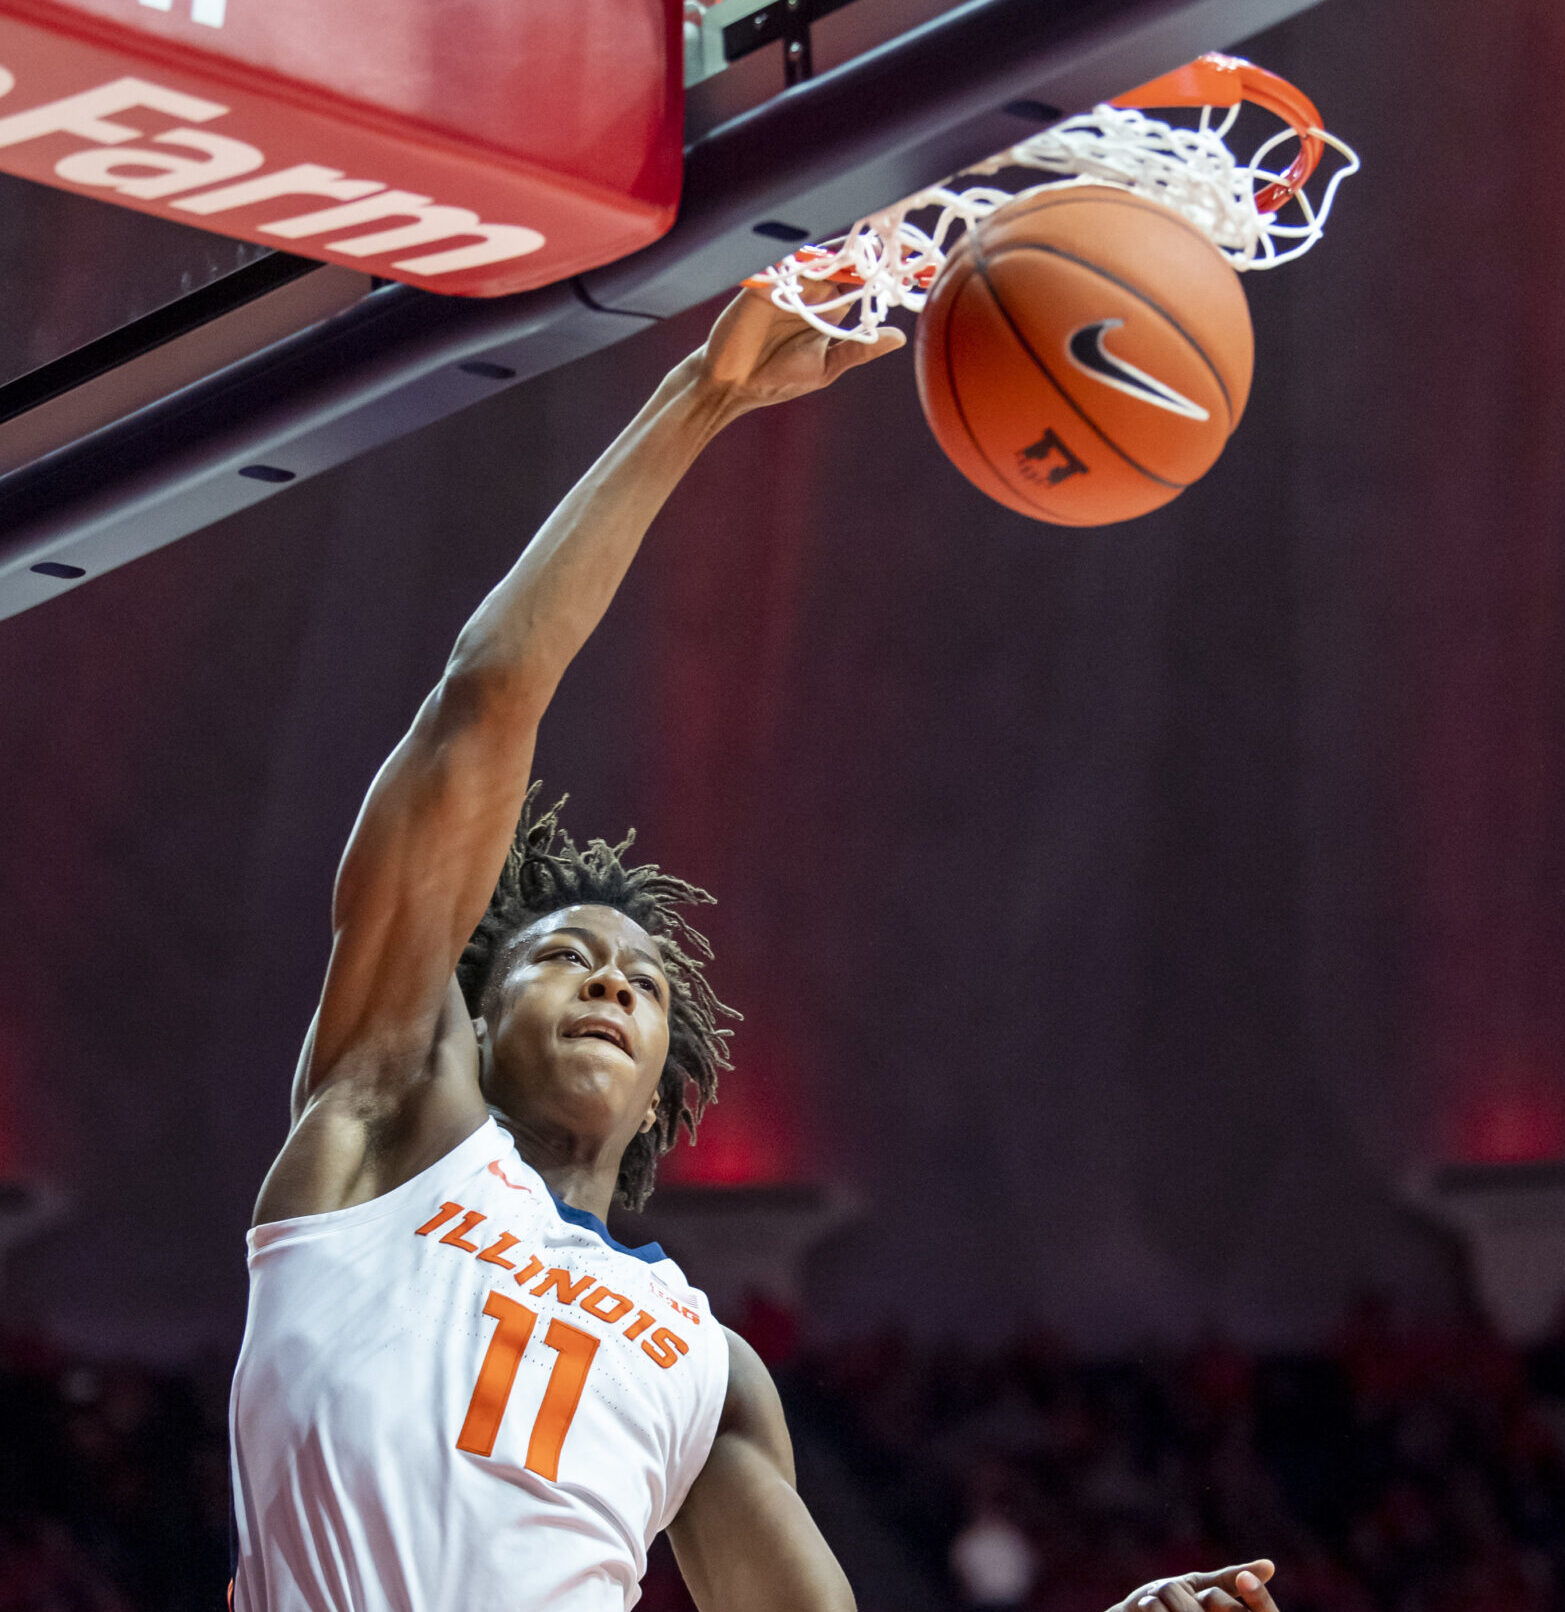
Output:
[457, 1291, 600, 1480]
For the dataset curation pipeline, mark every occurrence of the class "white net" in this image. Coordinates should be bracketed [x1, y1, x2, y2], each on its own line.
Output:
[754, 101, 1361, 342]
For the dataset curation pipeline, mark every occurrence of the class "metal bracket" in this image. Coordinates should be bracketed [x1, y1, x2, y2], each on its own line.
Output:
[686, 0, 858, 88]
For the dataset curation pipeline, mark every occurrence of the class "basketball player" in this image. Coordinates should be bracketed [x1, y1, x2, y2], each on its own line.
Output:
[229, 287, 1287, 1612]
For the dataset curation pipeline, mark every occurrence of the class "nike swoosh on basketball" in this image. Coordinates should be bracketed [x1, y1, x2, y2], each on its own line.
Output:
[1066, 319, 1210, 421]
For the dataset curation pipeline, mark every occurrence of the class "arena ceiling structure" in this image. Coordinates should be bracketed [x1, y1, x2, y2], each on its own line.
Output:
[0, 0, 1327, 623]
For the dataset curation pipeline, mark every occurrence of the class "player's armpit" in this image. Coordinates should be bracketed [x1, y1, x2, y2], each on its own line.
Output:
[255, 976, 488, 1224]
[668, 1330, 854, 1612]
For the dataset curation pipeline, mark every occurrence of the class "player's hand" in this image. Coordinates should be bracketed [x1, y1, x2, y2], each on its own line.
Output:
[691, 283, 905, 415]
[1106, 1560, 1280, 1612]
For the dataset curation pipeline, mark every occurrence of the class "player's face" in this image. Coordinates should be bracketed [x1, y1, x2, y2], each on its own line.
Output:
[482, 905, 672, 1156]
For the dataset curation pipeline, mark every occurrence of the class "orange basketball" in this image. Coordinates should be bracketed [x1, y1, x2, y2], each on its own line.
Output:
[914, 185, 1254, 525]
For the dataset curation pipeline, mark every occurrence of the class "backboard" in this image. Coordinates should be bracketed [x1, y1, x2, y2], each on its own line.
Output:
[0, 0, 1328, 622]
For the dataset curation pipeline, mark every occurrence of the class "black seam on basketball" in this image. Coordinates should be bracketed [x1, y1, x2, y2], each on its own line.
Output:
[970, 230, 1185, 490]
[987, 238, 1235, 423]
[943, 270, 1055, 517]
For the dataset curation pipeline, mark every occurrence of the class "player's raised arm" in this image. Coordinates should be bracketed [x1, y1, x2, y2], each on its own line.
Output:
[261, 290, 903, 1219]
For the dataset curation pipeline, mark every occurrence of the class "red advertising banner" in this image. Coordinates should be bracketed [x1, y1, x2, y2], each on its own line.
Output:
[0, 0, 682, 296]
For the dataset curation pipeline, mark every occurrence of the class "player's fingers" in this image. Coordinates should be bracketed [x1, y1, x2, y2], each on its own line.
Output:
[700, 286, 783, 382]
[797, 275, 848, 307]
[1195, 1590, 1243, 1612]
[1159, 1581, 1205, 1612]
[823, 325, 906, 379]
[1230, 1567, 1280, 1612]
[1182, 1561, 1275, 1595]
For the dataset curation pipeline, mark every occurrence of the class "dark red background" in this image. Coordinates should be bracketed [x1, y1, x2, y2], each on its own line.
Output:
[1, 0, 1561, 1359]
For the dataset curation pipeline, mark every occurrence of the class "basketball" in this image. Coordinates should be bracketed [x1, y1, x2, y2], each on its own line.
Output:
[914, 184, 1255, 525]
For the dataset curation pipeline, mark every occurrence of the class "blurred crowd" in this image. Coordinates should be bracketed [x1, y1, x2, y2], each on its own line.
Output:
[779, 1298, 1565, 1612]
[6, 1298, 1565, 1612]
[0, 1338, 232, 1612]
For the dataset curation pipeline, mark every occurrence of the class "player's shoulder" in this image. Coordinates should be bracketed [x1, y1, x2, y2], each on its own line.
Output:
[716, 1327, 790, 1458]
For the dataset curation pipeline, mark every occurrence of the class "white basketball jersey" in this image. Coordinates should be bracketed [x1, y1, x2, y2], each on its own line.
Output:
[229, 1117, 728, 1612]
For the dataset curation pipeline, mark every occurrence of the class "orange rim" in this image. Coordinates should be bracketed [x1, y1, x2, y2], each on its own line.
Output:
[1111, 51, 1324, 214]
[744, 244, 939, 292]
[743, 52, 1326, 294]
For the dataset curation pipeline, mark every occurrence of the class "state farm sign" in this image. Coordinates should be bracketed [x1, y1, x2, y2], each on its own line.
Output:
[0, 3, 680, 297]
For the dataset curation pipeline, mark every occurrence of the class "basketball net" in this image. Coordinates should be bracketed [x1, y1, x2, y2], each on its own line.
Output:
[750, 54, 1361, 343]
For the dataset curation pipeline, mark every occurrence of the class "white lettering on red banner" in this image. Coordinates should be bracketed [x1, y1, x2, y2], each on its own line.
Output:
[0, 73, 546, 276]
[137, 0, 227, 29]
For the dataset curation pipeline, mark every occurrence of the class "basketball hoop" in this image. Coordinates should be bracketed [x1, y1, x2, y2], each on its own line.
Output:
[747, 53, 1359, 343]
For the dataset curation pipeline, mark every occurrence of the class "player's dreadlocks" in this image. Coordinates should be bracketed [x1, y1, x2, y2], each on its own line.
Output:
[457, 784, 735, 1212]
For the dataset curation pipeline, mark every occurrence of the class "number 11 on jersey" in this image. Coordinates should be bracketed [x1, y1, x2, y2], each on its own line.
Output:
[458, 1291, 600, 1480]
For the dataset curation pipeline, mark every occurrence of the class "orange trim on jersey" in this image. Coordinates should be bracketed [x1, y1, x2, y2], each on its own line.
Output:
[487, 1159, 535, 1193]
